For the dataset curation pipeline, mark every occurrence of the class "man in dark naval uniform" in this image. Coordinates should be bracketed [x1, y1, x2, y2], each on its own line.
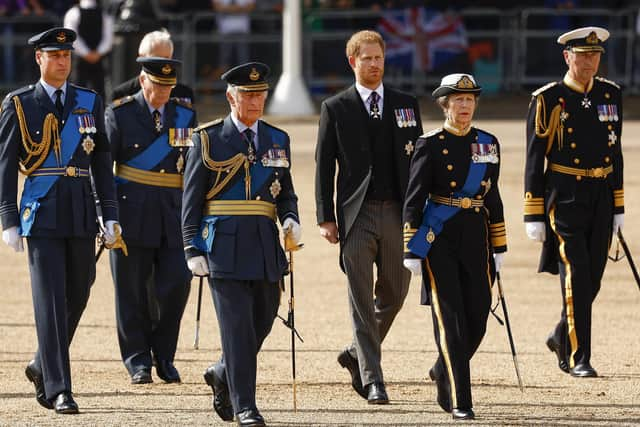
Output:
[0, 27, 121, 413]
[182, 62, 300, 426]
[105, 56, 196, 384]
[524, 26, 624, 378]
[315, 30, 422, 403]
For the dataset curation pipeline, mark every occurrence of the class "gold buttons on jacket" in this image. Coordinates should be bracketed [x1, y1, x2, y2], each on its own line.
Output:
[476, 195, 482, 199]
[608, 125, 613, 130]
[439, 135, 445, 140]
[567, 128, 573, 134]
[474, 207, 480, 213]
[576, 176, 582, 181]
[134, 144, 140, 148]
[447, 164, 453, 171]
[450, 181, 457, 188]
[605, 93, 610, 99]
[570, 143, 576, 149]
[442, 148, 449, 155]
[605, 156, 610, 163]
[160, 169, 165, 173]
[573, 158, 580, 165]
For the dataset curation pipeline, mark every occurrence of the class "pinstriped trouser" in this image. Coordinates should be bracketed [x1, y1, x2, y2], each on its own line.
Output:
[342, 200, 410, 387]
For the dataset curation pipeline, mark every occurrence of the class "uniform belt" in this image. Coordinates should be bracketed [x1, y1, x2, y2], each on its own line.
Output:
[30, 166, 89, 178]
[549, 163, 613, 179]
[116, 164, 183, 188]
[431, 194, 484, 209]
[204, 200, 277, 220]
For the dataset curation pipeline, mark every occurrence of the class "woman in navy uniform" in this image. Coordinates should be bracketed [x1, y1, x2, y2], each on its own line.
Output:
[524, 27, 624, 378]
[402, 74, 507, 420]
[182, 62, 300, 427]
[105, 57, 196, 385]
[0, 27, 121, 414]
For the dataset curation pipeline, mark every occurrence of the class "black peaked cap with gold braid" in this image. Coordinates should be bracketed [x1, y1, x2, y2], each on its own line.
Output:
[28, 27, 76, 51]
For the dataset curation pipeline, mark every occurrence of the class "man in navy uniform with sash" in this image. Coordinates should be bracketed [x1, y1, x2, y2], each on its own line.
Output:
[182, 62, 300, 427]
[0, 27, 121, 414]
[524, 27, 624, 378]
[105, 57, 196, 384]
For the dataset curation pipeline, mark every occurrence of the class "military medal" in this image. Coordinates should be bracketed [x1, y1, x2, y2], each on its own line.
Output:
[247, 145, 256, 164]
[82, 135, 95, 154]
[608, 130, 617, 146]
[581, 96, 591, 109]
[426, 228, 435, 243]
[471, 143, 498, 164]
[169, 127, 194, 147]
[261, 148, 289, 168]
[176, 149, 185, 173]
[597, 104, 618, 122]
[269, 178, 281, 198]
[404, 140, 414, 156]
[77, 114, 96, 154]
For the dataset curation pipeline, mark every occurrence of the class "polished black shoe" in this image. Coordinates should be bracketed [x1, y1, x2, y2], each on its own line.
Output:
[429, 368, 451, 413]
[570, 363, 598, 378]
[337, 350, 367, 399]
[236, 408, 266, 426]
[54, 391, 79, 414]
[366, 382, 389, 404]
[452, 407, 475, 420]
[131, 368, 153, 384]
[155, 360, 181, 383]
[546, 335, 569, 373]
[204, 366, 234, 422]
[25, 360, 53, 409]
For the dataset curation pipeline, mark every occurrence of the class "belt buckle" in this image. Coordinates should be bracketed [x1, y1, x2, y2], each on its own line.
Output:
[591, 167, 604, 178]
[65, 166, 77, 177]
[460, 197, 472, 209]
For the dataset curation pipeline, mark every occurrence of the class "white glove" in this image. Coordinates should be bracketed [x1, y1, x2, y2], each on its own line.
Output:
[282, 217, 302, 245]
[2, 226, 23, 252]
[493, 253, 504, 272]
[403, 258, 422, 276]
[526, 221, 546, 242]
[187, 256, 209, 277]
[613, 214, 624, 236]
[104, 220, 122, 245]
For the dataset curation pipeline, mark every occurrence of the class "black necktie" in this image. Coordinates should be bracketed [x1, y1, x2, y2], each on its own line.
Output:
[54, 89, 63, 115]
[152, 110, 162, 133]
[244, 128, 256, 163]
[369, 91, 380, 119]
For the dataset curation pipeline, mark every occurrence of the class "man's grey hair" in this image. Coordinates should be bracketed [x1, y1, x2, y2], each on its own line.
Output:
[138, 29, 173, 57]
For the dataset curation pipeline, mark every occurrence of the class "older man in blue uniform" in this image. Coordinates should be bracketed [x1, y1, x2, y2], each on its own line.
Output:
[182, 62, 300, 427]
[0, 27, 120, 414]
[105, 57, 196, 385]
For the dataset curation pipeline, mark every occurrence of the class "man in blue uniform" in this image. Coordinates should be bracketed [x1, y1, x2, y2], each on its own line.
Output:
[105, 57, 196, 384]
[0, 27, 121, 414]
[524, 27, 624, 378]
[182, 62, 300, 427]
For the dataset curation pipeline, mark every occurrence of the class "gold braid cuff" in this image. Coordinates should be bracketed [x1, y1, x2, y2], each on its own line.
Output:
[199, 130, 251, 200]
[534, 95, 563, 154]
[13, 96, 62, 175]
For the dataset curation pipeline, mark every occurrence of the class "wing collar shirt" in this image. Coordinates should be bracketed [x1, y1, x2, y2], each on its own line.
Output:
[355, 81, 384, 117]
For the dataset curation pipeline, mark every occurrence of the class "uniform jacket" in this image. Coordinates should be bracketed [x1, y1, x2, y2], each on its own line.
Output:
[315, 84, 422, 253]
[0, 82, 117, 237]
[105, 90, 196, 248]
[182, 115, 299, 283]
[403, 125, 507, 258]
[524, 75, 623, 272]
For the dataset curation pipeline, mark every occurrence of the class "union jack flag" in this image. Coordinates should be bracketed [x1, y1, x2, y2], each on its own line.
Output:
[377, 7, 468, 73]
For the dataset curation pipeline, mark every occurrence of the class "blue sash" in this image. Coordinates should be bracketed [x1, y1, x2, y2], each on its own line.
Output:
[19, 90, 96, 236]
[116, 105, 194, 184]
[407, 130, 492, 258]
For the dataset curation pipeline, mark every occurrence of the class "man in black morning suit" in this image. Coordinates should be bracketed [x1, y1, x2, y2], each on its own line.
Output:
[315, 30, 422, 403]
[0, 27, 121, 413]
[182, 62, 300, 426]
[105, 57, 196, 384]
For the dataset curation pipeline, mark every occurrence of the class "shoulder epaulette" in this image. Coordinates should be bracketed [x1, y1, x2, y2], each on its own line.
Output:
[532, 81, 559, 97]
[261, 120, 287, 135]
[111, 95, 134, 108]
[595, 76, 620, 89]
[422, 127, 443, 139]
[5, 84, 36, 101]
[194, 118, 223, 132]
[171, 97, 193, 109]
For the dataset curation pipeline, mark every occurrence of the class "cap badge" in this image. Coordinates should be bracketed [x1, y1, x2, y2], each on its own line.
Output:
[162, 64, 172, 75]
[56, 32, 66, 43]
[586, 31, 598, 45]
[457, 75, 474, 89]
[249, 68, 260, 81]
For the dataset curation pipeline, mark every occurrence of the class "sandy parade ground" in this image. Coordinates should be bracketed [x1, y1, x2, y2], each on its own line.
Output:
[0, 117, 639, 426]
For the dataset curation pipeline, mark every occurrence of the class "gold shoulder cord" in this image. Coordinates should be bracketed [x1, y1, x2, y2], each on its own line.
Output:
[13, 96, 61, 175]
[199, 130, 251, 200]
[534, 94, 563, 154]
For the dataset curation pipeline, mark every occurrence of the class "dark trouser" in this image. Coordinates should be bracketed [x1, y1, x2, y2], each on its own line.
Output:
[548, 181, 612, 368]
[423, 211, 492, 410]
[27, 237, 95, 400]
[74, 59, 106, 100]
[209, 278, 280, 414]
[110, 245, 191, 375]
[341, 200, 410, 387]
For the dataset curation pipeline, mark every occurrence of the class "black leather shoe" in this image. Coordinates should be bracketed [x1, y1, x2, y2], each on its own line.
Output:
[155, 360, 181, 383]
[366, 382, 389, 404]
[131, 368, 153, 384]
[546, 335, 569, 373]
[204, 366, 234, 422]
[25, 360, 53, 409]
[236, 408, 265, 426]
[429, 368, 451, 413]
[570, 363, 598, 378]
[452, 407, 475, 420]
[54, 392, 79, 414]
[337, 350, 367, 399]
